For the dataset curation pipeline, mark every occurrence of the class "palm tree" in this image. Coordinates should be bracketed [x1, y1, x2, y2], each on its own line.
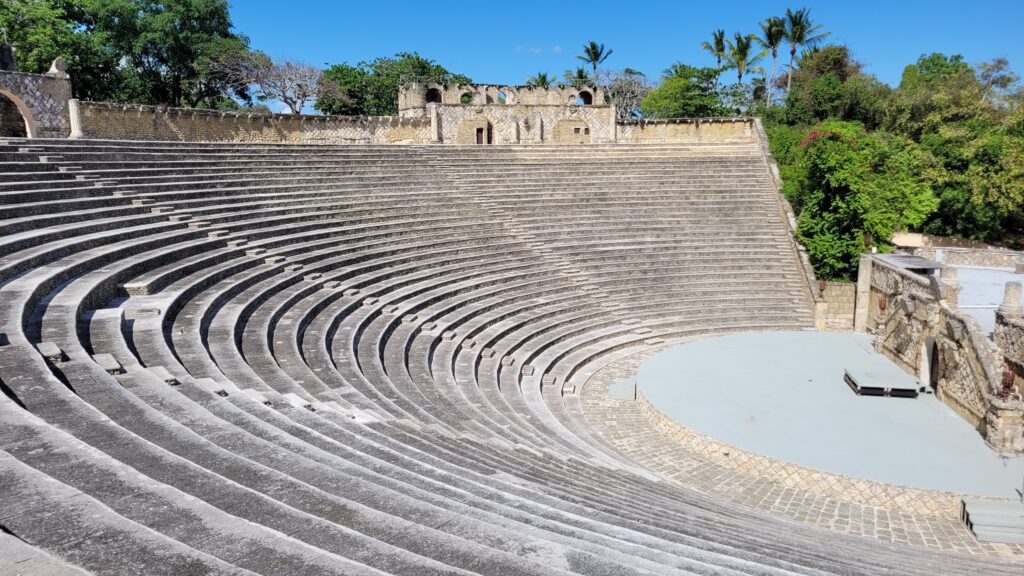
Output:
[700, 29, 728, 87]
[784, 7, 830, 92]
[757, 16, 786, 106]
[577, 41, 613, 81]
[563, 67, 592, 89]
[526, 72, 552, 88]
[725, 32, 765, 84]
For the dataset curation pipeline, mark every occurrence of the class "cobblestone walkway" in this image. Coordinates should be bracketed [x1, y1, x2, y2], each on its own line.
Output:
[579, 348, 1024, 560]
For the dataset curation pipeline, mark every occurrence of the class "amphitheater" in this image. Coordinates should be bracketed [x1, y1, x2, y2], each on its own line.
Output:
[2, 59, 1024, 575]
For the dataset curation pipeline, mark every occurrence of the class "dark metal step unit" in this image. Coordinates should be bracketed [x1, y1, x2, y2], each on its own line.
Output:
[844, 368, 921, 398]
[961, 499, 1024, 544]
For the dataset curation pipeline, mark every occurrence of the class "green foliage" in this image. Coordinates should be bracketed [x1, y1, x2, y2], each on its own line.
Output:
[790, 121, 938, 280]
[526, 71, 552, 88]
[563, 67, 591, 89]
[316, 52, 470, 116]
[640, 65, 726, 118]
[1, 0, 248, 106]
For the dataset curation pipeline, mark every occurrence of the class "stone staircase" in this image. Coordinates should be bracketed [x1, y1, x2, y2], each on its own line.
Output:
[0, 138, 1017, 575]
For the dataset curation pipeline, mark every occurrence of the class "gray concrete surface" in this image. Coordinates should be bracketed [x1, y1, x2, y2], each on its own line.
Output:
[956, 266, 1024, 336]
[636, 331, 1024, 497]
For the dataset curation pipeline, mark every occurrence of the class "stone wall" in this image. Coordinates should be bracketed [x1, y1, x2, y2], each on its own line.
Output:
[906, 246, 1024, 269]
[76, 101, 433, 144]
[400, 83, 604, 115]
[862, 256, 1024, 452]
[436, 103, 615, 144]
[0, 64, 72, 138]
[820, 281, 855, 331]
[616, 118, 755, 143]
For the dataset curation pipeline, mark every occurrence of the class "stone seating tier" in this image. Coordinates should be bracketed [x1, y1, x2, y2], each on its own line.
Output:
[2, 138, 1019, 574]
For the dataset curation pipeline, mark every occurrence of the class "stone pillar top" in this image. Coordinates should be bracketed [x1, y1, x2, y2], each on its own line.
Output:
[940, 266, 958, 284]
[999, 281, 1023, 316]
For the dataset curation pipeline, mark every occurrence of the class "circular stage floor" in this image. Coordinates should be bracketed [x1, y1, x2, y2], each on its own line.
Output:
[635, 331, 1024, 497]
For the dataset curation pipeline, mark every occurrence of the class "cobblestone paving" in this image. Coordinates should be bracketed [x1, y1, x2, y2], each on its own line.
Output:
[578, 348, 1024, 560]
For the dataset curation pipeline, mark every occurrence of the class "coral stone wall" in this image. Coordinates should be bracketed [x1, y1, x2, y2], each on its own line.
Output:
[617, 118, 755, 143]
[77, 101, 433, 143]
[437, 104, 615, 144]
[866, 257, 1024, 452]
[0, 69, 72, 138]
[908, 246, 1024, 269]
[820, 281, 856, 331]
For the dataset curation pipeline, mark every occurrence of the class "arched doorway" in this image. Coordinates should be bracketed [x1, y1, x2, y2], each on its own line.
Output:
[0, 91, 32, 138]
[424, 87, 442, 104]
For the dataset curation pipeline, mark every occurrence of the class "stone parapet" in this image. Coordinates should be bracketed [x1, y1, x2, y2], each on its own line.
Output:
[868, 256, 1024, 452]
[0, 64, 72, 138]
[616, 117, 755, 143]
[76, 101, 433, 143]
[907, 245, 1024, 269]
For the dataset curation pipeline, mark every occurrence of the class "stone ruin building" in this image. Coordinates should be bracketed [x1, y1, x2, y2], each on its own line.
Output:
[0, 49, 1023, 574]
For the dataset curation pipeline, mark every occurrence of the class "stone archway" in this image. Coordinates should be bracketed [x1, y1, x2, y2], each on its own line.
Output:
[0, 58, 73, 138]
[0, 90, 36, 138]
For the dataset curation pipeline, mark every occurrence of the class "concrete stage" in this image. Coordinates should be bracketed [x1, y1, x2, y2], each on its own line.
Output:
[955, 266, 1024, 336]
[634, 331, 1024, 497]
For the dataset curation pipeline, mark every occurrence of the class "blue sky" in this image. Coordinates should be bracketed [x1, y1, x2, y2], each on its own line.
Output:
[231, 0, 1023, 88]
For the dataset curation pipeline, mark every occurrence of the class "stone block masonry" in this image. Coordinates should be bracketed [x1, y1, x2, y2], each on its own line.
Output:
[0, 65, 72, 138]
[76, 101, 433, 143]
[821, 281, 856, 331]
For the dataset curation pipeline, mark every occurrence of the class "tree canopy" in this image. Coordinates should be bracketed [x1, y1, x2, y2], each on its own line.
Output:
[316, 52, 470, 116]
[1, 0, 250, 107]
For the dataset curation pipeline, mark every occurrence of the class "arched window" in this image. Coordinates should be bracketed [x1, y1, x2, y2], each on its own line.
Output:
[460, 91, 474, 105]
[577, 90, 594, 106]
[497, 89, 507, 104]
[424, 88, 442, 104]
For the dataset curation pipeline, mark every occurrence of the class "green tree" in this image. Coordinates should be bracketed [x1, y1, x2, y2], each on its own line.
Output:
[700, 29, 727, 88]
[577, 40, 612, 80]
[563, 66, 591, 89]
[526, 71, 552, 88]
[784, 7, 830, 93]
[0, 0, 123, 101]
[316, 52, 470, 116]
[640, 65, 726, 118]
[792, 121, 938, 279]
[756, 16, 786, 106]
[81, 0, 250, 107]
[724, 32, 765, 83]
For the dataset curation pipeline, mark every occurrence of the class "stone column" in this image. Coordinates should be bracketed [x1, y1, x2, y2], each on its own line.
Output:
[940, 266, 960, 310]
[609, 105, 618, 143]
[68, 98, 84, 139]
[853, 254, 874, 333]
[999, 281, 1023, 316]
[428, 104, 440, 143]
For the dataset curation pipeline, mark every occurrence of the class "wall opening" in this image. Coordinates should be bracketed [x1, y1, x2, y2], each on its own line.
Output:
[577, 90, 594, 106]
[425, 88, 442, 104]
[925, 338, 940, 392]
[475, 123, 493, 144]
[497, 90, 507, 104]
[0, 91, 31, 138]
[460, 92, 474, 105]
